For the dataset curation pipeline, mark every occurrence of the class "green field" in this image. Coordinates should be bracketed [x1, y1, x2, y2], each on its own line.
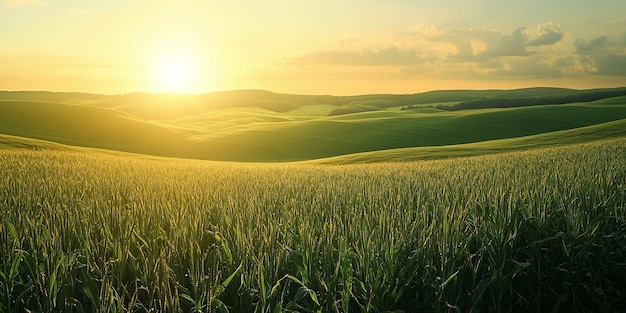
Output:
[1, 88, 626, 312]
[1, 139, 625, 312]
[2, 89, 626, 161]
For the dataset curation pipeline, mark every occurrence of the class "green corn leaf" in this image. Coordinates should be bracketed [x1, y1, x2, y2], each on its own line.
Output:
[215, 263, 242, 296]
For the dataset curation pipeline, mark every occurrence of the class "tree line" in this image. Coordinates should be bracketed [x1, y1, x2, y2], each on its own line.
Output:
[440, 88, 626, 111]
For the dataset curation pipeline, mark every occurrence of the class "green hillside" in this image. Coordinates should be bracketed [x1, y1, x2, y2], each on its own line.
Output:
[159, 96, 626, 161]
[0, 133, 72, 151]
[1, 90, 626, 162]
[309, 118, 626, 164]
[0, 91, 109, 103]
[4, 116, 625, 165]
[0, 100, 194, 157]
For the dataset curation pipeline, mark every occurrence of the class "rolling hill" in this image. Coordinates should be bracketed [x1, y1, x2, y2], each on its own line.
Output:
[0, 100, 195, 156]
[308, 118, 626, 164]
[1, 88, 625, 162]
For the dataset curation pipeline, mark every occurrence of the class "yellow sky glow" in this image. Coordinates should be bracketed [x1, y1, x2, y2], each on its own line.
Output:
[1, 1, 625, 95]
[145, 38, 215, 94]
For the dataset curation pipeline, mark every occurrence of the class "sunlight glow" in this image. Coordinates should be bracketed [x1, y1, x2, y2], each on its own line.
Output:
[147, 43, 214, 94]
[155, 56, 194, 90]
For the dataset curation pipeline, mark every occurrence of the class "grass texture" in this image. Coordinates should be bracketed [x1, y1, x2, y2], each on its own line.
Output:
[1, 138, 625, 312]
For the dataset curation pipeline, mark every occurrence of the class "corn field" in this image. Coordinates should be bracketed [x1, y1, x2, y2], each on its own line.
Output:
[1, 139, 625, 312]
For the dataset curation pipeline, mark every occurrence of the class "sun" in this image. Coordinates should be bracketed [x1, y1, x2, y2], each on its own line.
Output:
[148, 50, 213, 94]
[155, 56, 194, 90]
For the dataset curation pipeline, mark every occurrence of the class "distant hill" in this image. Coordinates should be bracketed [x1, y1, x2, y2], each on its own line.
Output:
[0, 91, 109, 103]
[4, 87, 624, 119]
[435, 87, 626, 111]
[1, 88, 626, 162]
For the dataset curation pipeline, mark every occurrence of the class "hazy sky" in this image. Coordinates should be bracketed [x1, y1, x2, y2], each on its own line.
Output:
[1, 0, 626, 95]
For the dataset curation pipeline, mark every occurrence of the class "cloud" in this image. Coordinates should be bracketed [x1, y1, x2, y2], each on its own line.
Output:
[3, 0, 46, 6]
[526, 23, 564, 46]
[291, 25, 543, 68]
[284, 22, 626, 83]
[594, 53, 626, 76]
[291, 23, 570, 69]
[290, 46, 426, 67]
[401, 61, 489, 79]
[476, 28, 528, 59]
[488, 56, 567, 78]
[573, 36, 626, 76]
[574, 36, 608, 54]
[412, 26, 529, 62]
[401, 54, 580, 79]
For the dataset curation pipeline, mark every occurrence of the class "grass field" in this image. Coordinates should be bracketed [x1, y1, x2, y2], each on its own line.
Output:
[1, 88, 626, 312]
[1, 138, 626, 312]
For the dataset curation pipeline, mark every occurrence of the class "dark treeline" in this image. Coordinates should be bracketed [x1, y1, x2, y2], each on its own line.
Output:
[440, 87, 626, 111]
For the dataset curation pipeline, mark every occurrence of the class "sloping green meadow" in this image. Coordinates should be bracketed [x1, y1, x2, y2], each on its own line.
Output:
[1, 138, 625, 312]
[312, 118, 626, 164]
[2, 93, 626, 162]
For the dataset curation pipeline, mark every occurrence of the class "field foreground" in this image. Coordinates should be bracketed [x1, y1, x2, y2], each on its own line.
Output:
[1, 139, 626, 312]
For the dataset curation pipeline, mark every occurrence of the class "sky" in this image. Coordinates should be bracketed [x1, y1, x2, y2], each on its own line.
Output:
[1, 0, 626, 95]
